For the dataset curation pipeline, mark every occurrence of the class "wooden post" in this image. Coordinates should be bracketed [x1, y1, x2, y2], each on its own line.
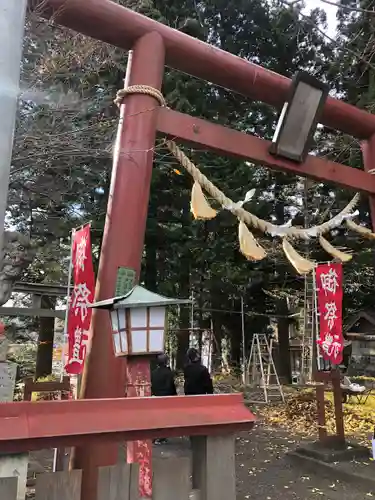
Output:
[315, 370, 345, 445]
[35, 295, 56, 379]
[35, 470, 82, 500]
[191, 434, 236, 500]
[315, 383, 328, 442]
[0, 477, 18, 499]
[331, 368, 345, 444]
[153, 458, 190, 500]
[97, 463, 138, 500]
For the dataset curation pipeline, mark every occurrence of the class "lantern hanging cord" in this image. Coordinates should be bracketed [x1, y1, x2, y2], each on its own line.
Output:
[115, 85, 360, 241]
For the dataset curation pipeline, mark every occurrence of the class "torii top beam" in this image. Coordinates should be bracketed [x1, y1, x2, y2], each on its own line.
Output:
[31, 0, 375, 140]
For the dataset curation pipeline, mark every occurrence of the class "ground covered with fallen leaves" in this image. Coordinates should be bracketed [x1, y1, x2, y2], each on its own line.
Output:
[27, 419, 375, 499]
[257, 390, 375, 446]
[236, 425, 374, 500]
[153, 424, 374, 500]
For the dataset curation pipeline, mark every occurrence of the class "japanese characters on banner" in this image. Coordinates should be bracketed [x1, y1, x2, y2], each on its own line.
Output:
[315, 263, 344, 365]
[65, 224, 95, 375]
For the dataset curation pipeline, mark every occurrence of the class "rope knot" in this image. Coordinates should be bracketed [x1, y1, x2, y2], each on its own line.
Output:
[114, 85, 166, 108]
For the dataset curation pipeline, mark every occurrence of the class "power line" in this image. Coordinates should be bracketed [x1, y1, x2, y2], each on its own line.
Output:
[178, 304, 296, 318]
[319, 0, 375, 15]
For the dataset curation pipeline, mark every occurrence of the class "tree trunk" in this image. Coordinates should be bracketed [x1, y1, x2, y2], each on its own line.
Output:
[176, 305, 190, 370]
[35, 295, 56, 379]
[175, 254, 191, 369]
[210, 310, 223, 370]
[176, 204, 191, 370]
[277, 298, 292, 384]
[230, 318, 241, 368]
[274, 175, 292, 383]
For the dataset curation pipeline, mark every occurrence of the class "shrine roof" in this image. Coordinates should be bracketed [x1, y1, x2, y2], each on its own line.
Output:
[344, 309, 375, 336]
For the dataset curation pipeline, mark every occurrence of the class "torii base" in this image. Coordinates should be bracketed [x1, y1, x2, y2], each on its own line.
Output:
[291, 439, 370, 463]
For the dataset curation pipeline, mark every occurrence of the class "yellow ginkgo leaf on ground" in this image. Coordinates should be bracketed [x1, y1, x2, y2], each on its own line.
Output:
[258, 391, 375, 443]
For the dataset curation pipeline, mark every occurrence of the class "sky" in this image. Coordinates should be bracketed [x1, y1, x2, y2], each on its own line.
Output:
[304, 0, 338, 36]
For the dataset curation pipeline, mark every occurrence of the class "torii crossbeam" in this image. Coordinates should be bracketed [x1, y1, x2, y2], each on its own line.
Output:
[27, 0, 375, 498]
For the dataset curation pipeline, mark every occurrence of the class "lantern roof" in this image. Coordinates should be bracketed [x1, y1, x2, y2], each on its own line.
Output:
[90, 285, 191, 310]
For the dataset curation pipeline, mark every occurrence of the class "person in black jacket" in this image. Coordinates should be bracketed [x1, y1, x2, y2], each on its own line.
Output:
[151, 353, 177, 397]
[151, 353, 177, 444]
[183, 347, 214, 395]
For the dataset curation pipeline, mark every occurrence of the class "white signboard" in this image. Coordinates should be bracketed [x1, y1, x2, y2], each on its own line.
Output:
[52, 318, 65, 378]
[0, 362, 17, 402]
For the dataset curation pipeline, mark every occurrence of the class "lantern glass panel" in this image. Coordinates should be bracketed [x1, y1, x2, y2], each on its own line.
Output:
[110, 310, 119, 333]
[149, 330, 165, 352]
[132, 330, 147, 353]
[118, 308, 126, 331]
[131, 308, 147, 328]
[120, 331, 128, 353]
[113, 332, 121, 355]
[149, 307, 165, 328]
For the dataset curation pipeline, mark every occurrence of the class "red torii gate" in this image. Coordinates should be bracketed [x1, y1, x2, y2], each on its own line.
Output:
[28, 0, 375, 497]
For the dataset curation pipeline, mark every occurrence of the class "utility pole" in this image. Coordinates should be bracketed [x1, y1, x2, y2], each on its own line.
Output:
[0, 1, 27, 259]
[241, 296, 246, 384]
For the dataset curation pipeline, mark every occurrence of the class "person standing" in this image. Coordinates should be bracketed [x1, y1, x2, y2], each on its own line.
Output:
[151, 353, 177, 444]
[183, 347, 214, 395]
[151, 353, 177, 397]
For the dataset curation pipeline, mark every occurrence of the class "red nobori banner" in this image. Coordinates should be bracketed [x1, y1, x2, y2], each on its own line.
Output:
[65, 224, 95, 375]
[315, 262, 344, 365]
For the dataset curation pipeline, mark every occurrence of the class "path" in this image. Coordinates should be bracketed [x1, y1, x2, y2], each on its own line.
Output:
[153, 424, 373, 500]
[27, 423, 373, 499]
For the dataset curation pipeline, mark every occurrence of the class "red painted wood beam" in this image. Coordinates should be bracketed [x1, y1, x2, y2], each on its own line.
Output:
[0, 394, 255, 454]
[157, 107, 375, 194]
[30, 0, 375, 139]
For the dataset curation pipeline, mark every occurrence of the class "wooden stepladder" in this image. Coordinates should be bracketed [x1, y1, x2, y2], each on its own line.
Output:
[247, 333, 285, 404]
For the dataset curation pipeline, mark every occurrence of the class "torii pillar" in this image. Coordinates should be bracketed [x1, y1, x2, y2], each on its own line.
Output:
[73, 32, 165, 500]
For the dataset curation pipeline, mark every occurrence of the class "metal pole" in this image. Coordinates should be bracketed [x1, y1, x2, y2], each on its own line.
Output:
[73, 33, 165, 500]
[62, 229, 75, 379]
[112, 50, 133, 168]
[241, 296, 246, 384]
[190, 290, 194, 345]
[362, 135, 375, 226]
[52, 230, 74, 472]
[0, 1, 27, 259]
